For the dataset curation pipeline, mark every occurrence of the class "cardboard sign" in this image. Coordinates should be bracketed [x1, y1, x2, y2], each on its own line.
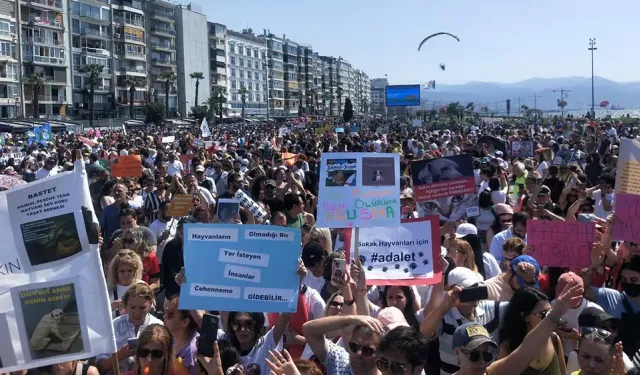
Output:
[193, 139, 205, 148]
[552, 149, 576, 165]
[179, 224, 301, 312]
[179, 154, 194, 172]
[613, 139, 640, 242]
[410, 154, 478, 221]
[110, 155, 142, 178]
[281, 152, 300, 167]
[166, 195, 193, 217]
[162, 136, 175, 144]
[317, 153, 401, 228]
[358, 217, 442, 285]
[527, 220, 595, 268]
[510, 141, 536, 158]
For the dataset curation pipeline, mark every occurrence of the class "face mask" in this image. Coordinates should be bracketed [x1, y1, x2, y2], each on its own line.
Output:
[621, 282, 640, 297]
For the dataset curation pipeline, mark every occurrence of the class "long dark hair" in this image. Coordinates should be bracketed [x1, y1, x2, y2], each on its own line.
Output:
[227, 311, 266, 352]
[380, 286, 419, 328]
[498, 287, 549, 353]
[462, 234, 486, 279]
[489, 209, 504, 235]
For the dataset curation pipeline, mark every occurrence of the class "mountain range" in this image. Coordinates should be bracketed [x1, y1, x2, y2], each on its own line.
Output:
[421, 76, 640, 112]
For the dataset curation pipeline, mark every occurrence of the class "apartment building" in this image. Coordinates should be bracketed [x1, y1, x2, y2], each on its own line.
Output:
[310, 52, 322, 115]
[175, 3, 208, 117]
[146, 0, 176, 114]
[20, 0, 71, 117]
[355, 69, 370, 114]
[263, 31, 284, 117]
[0, 0, 19, 118]
[226, 28, 267, 117]
[371, 77, 388, 115]
[69, 0, 112, 117]
[297, 45, 314, 115]
[319, 55, 337, 116]
[207, 21, 226, 101]
[282, 36, 298, 116]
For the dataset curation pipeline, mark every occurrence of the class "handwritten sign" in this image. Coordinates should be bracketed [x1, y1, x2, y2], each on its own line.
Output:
[410, 154, 478, 221]
[110, 155, 142, 178]
[510, 141, 535, 158]
[317, 153, 400, 228]
[358, 217, 442, 285]
[166, 195, 193, 217]
[527, 220, 595, 268]
[613, 138, 640, 242]
[162, 136, 175, 144]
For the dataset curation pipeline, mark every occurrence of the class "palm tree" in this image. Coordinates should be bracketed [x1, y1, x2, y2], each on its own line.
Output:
[238, 86, 249, 119]
[78, 64, 104, 129]
[321, 91, 330, 116]
[158, 70, 176, 117]
[336, 86, 344, 115]
[190, 72, 204, 106]
[206, 87, 227, 124]
[124, 76, 144, 119]
[26, 72, 45, 119]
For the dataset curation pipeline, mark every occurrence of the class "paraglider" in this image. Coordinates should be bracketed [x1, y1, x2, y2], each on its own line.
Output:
[439, 64, 446, 71]
[417, 32, 460, 51]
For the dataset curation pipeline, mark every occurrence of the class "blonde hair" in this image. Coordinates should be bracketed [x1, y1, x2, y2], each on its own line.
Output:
[106, 250, 143, 290]
[503, 237, 525, 255]
[134, 324, 174, 375]
[310, 227, 333, 253]
[453, 239, 478, 273]
[123, 283, 154, 306]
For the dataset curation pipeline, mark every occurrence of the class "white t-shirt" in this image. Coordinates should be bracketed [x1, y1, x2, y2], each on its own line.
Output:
[304, 286, 327, 320]
[537, 161, 549, 177]
[240, 328, 283, 375]
[304, 273, 326, 294]
[491, 189, 507, 204]
[35, 167, 57, 180]
[149, 218, 178, 263]
[167, 160, 184, 176]
[301, 337, 344, 360]
[592, 189, 615, 220]
[551, 298, 603, 355]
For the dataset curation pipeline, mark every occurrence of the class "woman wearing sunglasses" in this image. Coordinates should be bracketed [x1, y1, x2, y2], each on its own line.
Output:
[123, 324, 176, 375]
[497, 287, 566, 374]
[106, 250, 146, 318]
[451, 280, 583, 375]
[375, 326, 429, 375]
[114, 228, 160, 291]
[571, 327, 626, 375]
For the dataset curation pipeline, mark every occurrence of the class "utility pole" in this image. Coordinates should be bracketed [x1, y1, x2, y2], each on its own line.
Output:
[530, 93, 542, 110]
[552, 87, 571, 118]
[514, 96, 526, 116]
[493, 100, 502, 114]
[588, 38, 597, 115]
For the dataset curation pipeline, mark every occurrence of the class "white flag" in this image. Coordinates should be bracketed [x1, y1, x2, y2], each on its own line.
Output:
[122, 123, 127, 135]
[201, 118, 211, 138]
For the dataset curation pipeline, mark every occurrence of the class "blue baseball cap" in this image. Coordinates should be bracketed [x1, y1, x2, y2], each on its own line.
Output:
[510, 255, 540, 288]
[452, 322, 498, 350]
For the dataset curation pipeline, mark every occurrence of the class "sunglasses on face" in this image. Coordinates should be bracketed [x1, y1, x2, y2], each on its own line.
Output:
[461, 348, 495, 363]
[329, 301, 343, 308]
[531, 309, 550, 319]
[231, 320, 255, 331]
[628, 242, 638, 248]
[137, 348, 164, 359]
[348, 341, 375, 357]
[376, 357, 407, 375]
[500, 219, 512, 224]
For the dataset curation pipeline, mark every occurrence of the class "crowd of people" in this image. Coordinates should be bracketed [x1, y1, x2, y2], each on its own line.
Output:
[1, 114, 640, 375]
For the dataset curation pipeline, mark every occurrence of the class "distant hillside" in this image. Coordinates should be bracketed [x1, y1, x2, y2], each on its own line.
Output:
[421, 77, 640, 112]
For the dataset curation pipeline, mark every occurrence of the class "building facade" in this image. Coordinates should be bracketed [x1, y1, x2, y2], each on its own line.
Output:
[225, 28, 266, 117]
[146, 0, 176, 114]
[263, 31, 284, 117]
[354, 69, 370, 114]
[207, 21, 226, 107]
[0, 0, 19, 118]
[319, 55, 337, 116]
[371, 77, 388, 115]
[175, 3, 208, 117]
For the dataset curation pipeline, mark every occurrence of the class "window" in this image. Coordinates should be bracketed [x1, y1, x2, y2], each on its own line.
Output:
[246, 59, 251, 69]
[232, 92, 237, 101]
[228, 43, 235, 53]
[246, 48, 251, 57]
[254, 72, 260, 80]
[248, 93, 253, 101]
[230, 68, 236, 77]
[231, 80, 236, 89]
[256, 94, 261, 102]
[239, 70, 244, 78]
[230, 56, 236, 65]
[255, 61, 259, 70]
[253, 49, 259, 58]
[73, 76, 82, 88]
[238, 58, 244, 67]
[248, 82, 252, 90]
[238, 45, 243, 55]
[261, 52, 266, 60]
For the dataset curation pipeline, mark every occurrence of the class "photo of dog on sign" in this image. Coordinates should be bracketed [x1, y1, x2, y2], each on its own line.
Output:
[18, 283, 84, 360]
[362, 157, 396, 187]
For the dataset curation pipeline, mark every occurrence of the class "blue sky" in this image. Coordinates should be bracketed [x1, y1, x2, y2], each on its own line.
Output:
[193, 0, 640, 85]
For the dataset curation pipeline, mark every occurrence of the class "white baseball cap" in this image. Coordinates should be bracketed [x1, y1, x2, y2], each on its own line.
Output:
[455, 223, 478, 238]
[447, 267, 483, 288]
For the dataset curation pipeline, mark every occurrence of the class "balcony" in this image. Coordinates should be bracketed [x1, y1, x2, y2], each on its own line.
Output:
[152, 58, 175, 67]
[113, 17, 144, 28]
[151, 26, 175, 37]
[117, 67, 146, 75]
[26, 16, 64, 29]
[151, 43, 174, 51]
[0, 30, 16, 41]
[112, 0, 143, 10]
[122, 51, 146, 60]
[80, 28, 109, 39]
[122, 34, 144, 44]
[0, 51, 17, 60]
[82, 47, 109, 56]
[25, 37, 63, 46]
[25, 94, 67, 103]
[150, 11, 174, 22]
[23, 55, 65, 66]
[24, 0, 63, 11]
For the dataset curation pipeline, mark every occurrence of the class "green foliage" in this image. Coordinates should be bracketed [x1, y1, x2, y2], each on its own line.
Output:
[189, 105, 208, 123]
[343, 98, 354, 122]
[142, 102, 166, 126]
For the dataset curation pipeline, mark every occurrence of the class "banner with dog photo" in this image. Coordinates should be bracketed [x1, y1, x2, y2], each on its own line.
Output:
[0, 160, 116, 373]
[410, 154, 479, 221]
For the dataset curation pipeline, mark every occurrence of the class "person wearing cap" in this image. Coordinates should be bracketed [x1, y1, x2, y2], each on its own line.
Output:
[206, 161, 228, 195]
[530, 185, 565, 220]
[166, 152, 184, 177]
[452, 223, 501, 280]
[301, 242, 329, 293]
[484, 254, 540, 302]
[420, 266, 506, 375]
[35, 156, 58, 180]
[303, 314, 386, 375]
[451, 282, 583, 375]
[489, 211, 528, 263]
[195, 164, 216, 196]
[375, 325, 429, 375]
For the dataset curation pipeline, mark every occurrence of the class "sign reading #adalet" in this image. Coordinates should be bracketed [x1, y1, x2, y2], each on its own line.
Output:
[179, 224, 301, 313]
[357, 217, 442, 286]
[316, 153, 401, 228]
[0, 161, 115, 373]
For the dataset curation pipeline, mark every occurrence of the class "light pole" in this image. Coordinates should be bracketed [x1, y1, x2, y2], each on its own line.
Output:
[588, 38, 597, 115]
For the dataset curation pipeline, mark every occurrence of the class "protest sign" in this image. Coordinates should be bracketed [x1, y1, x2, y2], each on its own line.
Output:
[179, 224, 301, 312]
[317, 153, 401, 228]
[167, 195, 193, 217]
[510, 141, 535, 158]
[281, 152, 299, 167]
[217, 199, 240, 223]
[552, 149, 576, 165]
[192, 139, 205, 148]
[162, 136, 175, 144]
[77, 136, 98, 147]
[278, 127, 290, 137]
[357, 217, 442, 285]
[180, 154, 194, 172]
[410, 154, 478, 221]
[335, 128, 344, 133]
[0, 161, 115, 373]
[527, 220, 595, 268]
[613, 138, 640, 242]
[314, 127, 324, 135]
[411, 119, 423, 127]
[110, 155, 142, 177]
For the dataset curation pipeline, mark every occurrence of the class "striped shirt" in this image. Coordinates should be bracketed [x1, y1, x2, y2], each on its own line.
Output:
[436, 300, 508, 375]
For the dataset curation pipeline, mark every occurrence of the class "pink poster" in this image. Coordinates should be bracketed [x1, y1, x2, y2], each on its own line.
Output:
[527, 220, 595, 268]
[613, 192, 640, 242]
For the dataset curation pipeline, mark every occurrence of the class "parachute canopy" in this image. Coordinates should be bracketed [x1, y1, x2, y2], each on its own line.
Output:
[417, 32, 460, 51]
[439, 64, 446, 71]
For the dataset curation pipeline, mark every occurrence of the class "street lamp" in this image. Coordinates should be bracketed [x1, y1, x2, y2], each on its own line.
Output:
[588, 38, 597, 114]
